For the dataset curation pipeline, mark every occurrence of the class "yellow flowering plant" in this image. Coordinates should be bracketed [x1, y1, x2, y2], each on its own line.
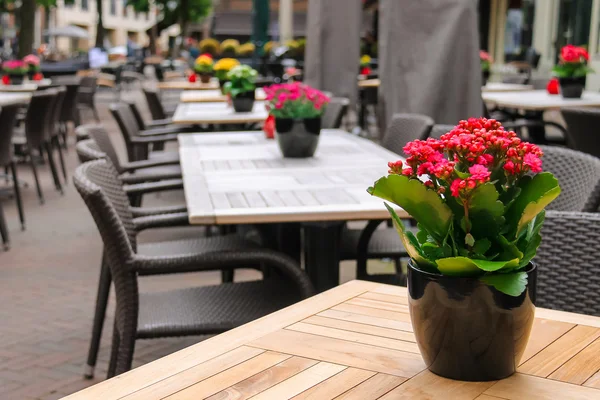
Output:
[237, 42, 255, 56]
[360, 55, 372, 67]
[221, 39, 240, 55]
[199, 38, 220, 56]
[214, 58, 240, 81]
[194, 55, 214, 74]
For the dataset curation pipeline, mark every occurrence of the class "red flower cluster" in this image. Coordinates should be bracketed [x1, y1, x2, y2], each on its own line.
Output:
[388, 118, 544, 198]
[479, 50, 492, 62]
[561, 45, 589, 63]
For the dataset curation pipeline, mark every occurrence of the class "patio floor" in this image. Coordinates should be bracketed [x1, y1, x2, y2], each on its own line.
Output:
[0, 89, 384, 399]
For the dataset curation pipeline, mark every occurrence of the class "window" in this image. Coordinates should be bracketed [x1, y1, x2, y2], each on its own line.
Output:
[555, 0, 593, 60]
[110, 0, 117, 15]
[123, 0, 129, 17]
[504, 0, 536, 56]
[81, 0, 88, 10]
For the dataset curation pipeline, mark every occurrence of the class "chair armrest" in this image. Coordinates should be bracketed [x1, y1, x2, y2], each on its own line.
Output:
[121, 158, 180, 172]
[133, 212, 190, 232]
[131, 205, 188, 217]
[130, 134, 179, 144]
[146, 118, 173, 127]
[123, 179, 183, 195]
[139, 127, 183, 137]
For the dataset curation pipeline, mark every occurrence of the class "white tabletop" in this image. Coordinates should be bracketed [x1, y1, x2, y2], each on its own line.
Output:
[172, 101, 269, 124]
[482, 83, 534, 92]
[180, 88, 267, 103]
[482, 90, 600, 110]
[0, 92, 31, 105]
[179, 130, 407, 224]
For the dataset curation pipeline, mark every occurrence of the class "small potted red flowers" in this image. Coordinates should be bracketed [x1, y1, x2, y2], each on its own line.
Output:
[480, 50, 492, 85]
[553, 45, 593, 98]
[23, 54, 41, 80]
[264, 82, 330, 158]
[2, 60, 28, 85]
[368, 118, 560, 381]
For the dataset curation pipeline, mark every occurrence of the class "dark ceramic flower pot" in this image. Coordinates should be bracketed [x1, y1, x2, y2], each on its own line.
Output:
[559, 76, 586, 99]
[482, 70, 491, 86]
[218, 79, 229, 94]
[9, 74, 24, 85]
[275, 117, 321, 158]
[407, 260, 537, 381]
[198, 73, 212, 84]
[232, 90, 255, 113]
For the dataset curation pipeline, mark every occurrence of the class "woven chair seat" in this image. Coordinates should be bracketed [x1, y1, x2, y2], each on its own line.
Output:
[149, 151, 180, 163]
[137, 279, 301, 338]
[121, 164, 182, 184]
[340, 227, 407, 260]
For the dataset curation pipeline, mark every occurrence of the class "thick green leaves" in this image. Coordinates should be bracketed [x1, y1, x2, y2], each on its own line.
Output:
[467, 183, 505, 238]
[436, 257, 519, 276]
[518, 210, 545, 268]
[481, 272, 528, 296]
[506, 173, 561, 239]
[369, 175, 452, 243]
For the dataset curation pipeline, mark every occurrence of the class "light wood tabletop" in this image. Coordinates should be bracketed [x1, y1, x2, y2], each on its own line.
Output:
[63, 280, 600, 400]
[358, 79, 380, 88]
[158, 80, 220, 91]
[482, 90, 600, 110]
[482, 82, 534, 92]
[172, 102, 269, 125]
[180, 88, 267, 103]
[178, 130, 407, 225]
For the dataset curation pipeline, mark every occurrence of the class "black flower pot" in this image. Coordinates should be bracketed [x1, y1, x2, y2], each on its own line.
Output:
[218, 79, 229, 94]
[198, 73, 212, 84]
[8, 74, 24, 85]
[559, 76, 586, 99]
[275, 117, 321, 158]
[407, 260, 537, 381]
[482, 70, 491, 86]
[232, 90, 255, 113]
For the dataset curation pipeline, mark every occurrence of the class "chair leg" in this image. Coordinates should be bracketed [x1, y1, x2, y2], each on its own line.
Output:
[0, 202, 9, 250]
[221, 270, 234, 283]
[10, 162, 25, 231]
[45, 142, 63, 194]
[114, 328, 136, 377]
[53, 136, 68, 183]
[107, 324, 120, 379]
[84, 253, 111, 379]
[29, 153, 44, 204]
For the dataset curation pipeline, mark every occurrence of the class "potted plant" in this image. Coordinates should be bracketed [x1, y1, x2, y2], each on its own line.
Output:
[223, 65, 258, 112]
[194, 54, 214, 84]
[368, 118, 561, 381]
[199, 38, 220, 57]
[264, 41, 279, 58]
[480, 50, 492, 86]
[214, 58, 240, 94]
[2, 60, 28, 85]
[220, 39, 240, 57]
[23, 54, 41, 80]
[237, 42, 255, 58]
[360, 55, 372, 76]
[264, 82, 330, 158]
[552, 45, 593, 99]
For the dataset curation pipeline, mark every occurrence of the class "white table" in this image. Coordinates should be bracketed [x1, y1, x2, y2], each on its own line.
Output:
[0, 92, 31, 105]
[172, 101, 269, 124]
[180, 88, 267, 103]
[482, 82, 533, 92]
[179, 130, 407, 291]
[482, 90, 600, 110]
[0, 79, 52, 92]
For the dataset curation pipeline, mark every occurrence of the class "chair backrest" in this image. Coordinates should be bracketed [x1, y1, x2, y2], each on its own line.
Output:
[60, 83, 80, 123]
[78, 76, 98, 105]
[84, 124, 123, 172]
[73, 159, 137, 253]
[501, 75, 528, 84]
[381, 113, 434, 154]
[428, 124, 455, 139]
[322, 97, 350, 130]
[535, 211, 600, 316]
[0, 103, 23, 165]
[127, 101, 147, 130]
[109, 102, 141, 161]
[75, 138, 106, 164]
[25, 90, 57, 148]
[561, 108, 600, 158]
[142, 86, 167, 120]
[49, 87, 67, 137]
[540, 145, 600, 212]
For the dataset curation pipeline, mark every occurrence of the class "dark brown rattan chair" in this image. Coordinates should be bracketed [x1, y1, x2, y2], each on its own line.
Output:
[77, 76, 100, 123]
[48, 87, 68, 183]
[143, 86, 177, 120]
[561, 108, 600, 158]
[535, 211, 600, 316]
[428, 124, 455, 139]
[0, 103, 26, 232]
[73, 159, 314, 377]
[322, 97, 350, 130]
[58, 82, 80, 145]
[381, 113, 435, 154]
[540, 146, 600, 212]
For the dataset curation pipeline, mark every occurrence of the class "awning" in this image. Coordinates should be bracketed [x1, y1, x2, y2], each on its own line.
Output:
[44, 25, 89, 39]
[213, 11, 307, 37]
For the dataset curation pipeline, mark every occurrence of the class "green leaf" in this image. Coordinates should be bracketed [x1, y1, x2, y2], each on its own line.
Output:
[436, 257, 519, 276]
[506, 172, 561, 239]
[467, 183, 505, 238]
[385, 204, 437, 271]
[368, 175, 452, 243]
[497, 235, 524, 261]
[465, 233, 475, 247]
[472, 238, 491, 255]
[480, 272, 528, 296]
[517, 210, 545, 268]
[416, 225, 429, 245]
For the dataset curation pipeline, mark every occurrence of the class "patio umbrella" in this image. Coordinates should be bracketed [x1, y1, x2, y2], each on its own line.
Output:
[304, 0, 362, 106]
[44, 25, 90, 39]
[378, 0, 482, 125]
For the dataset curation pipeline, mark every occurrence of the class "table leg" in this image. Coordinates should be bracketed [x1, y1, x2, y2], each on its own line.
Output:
[302, 221, 344, 292]
[254, 223, 302, 263]
[525, 111, 548, 144]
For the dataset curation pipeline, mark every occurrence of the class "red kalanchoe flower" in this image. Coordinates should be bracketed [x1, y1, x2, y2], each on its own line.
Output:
[32, 72, 43, 81]
[523, 153, 542, 173]
[188, 73, 197, 83]
[468, 164, 491, 182]
[546, 78, 559, 95]
[388, 160, 404, 175]
[263, 115, 275, 139]
[1, 75, 10, 85]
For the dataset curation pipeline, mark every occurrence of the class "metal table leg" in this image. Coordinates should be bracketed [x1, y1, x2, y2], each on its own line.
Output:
[302, 221, 345, 292]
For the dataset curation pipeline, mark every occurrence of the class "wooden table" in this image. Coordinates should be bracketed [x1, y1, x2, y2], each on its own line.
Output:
[64, 281, 600, 400]
[180, 88, 267, 103]
[482, 90, 600, 110]
[482, 82, 534, 92]
[172, 102, 269, 125]
[179, 130, 406, 290]
[158, 80, 220, 91]
[358, 78, 380, 88]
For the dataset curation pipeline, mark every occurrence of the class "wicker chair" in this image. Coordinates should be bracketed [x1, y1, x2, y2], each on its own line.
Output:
[428, 124, 455, 139]
[561, 108, 600, 158]
[540, 146, 600, 212]
[339, 114, 433, 284]
[109, 102, 179, 163]
[58, 82, 80, 144]
[73, 159, 314, 377]
[76, 125, 181, 184]
[322, 97, 350, 129]
[535, 211, 600, 316]
[143, 86, 177, 120]
[77, 76, 100, 123]
[48, 87, 68, 183]
[0, 103, 26, 232]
